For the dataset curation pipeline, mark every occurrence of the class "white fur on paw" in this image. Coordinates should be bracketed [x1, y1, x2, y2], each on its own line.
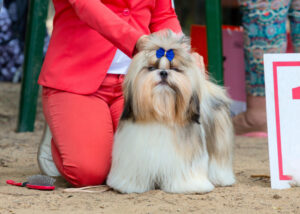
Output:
[208, 160, 235, 186]
[107, 179, 152, 194]
[163, 177, 215, 194]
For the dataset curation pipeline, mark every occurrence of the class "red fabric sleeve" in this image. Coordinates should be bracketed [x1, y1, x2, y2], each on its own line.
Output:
[150, 0, 182, 33]
[68, 0, 144, 57]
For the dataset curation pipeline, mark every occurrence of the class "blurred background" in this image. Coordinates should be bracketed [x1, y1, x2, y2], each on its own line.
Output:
[175, 0, 241, 34]
[0, 0, 248, 132]
[0, 0, 241, 83]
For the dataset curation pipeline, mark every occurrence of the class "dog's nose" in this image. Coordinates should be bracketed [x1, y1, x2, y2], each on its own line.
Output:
[160, 70, 168, 79]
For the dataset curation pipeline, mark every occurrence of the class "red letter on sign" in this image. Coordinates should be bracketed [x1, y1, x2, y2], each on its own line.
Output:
[293, 87, 300, 100]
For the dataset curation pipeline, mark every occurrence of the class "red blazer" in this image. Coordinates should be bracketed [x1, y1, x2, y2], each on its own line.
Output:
[38, 0, 181, 94]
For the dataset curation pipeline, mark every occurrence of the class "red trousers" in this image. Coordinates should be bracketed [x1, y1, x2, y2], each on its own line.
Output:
[42, 74, 124, 187]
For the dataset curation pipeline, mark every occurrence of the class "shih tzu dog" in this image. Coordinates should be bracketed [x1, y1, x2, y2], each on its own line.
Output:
[107, 31, 235, 194]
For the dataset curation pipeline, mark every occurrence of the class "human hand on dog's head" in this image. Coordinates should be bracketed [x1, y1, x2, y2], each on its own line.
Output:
[136, 35, 149, 52]
[136, 31, 185, 53]
[191, 52, 207, 77]
[191, 52, 204, 70]
[137, 34, 205, 72]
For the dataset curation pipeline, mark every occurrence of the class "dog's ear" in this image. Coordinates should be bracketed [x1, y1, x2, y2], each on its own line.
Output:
[120, 85, 135, 121]
[187, 92, 200, 124]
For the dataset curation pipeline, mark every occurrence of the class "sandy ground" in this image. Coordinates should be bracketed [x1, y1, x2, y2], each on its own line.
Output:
[0, 82, 300, 214]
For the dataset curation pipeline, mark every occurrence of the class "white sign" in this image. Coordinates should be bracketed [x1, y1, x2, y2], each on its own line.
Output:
[264, 54, 300, 189]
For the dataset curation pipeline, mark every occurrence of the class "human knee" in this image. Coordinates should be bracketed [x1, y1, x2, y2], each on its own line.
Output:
[62, 161, 110, 187]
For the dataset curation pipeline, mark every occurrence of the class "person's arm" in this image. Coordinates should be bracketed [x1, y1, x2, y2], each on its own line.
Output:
[68, 0, 144, 57]
[149, 0, 182, 33]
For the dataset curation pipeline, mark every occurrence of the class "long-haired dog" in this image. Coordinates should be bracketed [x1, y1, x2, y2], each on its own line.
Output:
[107, 31, 235, 194]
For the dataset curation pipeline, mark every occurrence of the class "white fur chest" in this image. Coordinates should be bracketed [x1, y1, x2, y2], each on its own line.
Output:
[107, 122, 212, 193]
[113, 122, 184, 173]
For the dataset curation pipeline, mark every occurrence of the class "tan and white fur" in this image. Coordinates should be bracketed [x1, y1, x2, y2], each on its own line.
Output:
[107, 31, 235, 194]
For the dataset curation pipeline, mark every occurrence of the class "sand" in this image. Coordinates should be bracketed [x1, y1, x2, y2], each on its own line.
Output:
[0, 82, 299, 214]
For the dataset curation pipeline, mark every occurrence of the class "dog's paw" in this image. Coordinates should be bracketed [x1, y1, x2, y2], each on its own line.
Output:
[112, 186, 151, 194]
[107, 177, 152, 194]
[163, 176, 215, 194]
[208, 161, 235, 186]
[210, 173, 235, 187]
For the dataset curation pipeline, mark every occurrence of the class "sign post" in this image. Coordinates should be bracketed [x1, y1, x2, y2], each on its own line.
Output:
[264, 54, 300, 189]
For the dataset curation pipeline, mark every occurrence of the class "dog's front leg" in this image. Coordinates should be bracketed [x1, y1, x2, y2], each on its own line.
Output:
[107, 166, 154, 194]
[206, 109, 236, 187]
[163, 174, 214, 194]
[161, 152, 214, 194]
